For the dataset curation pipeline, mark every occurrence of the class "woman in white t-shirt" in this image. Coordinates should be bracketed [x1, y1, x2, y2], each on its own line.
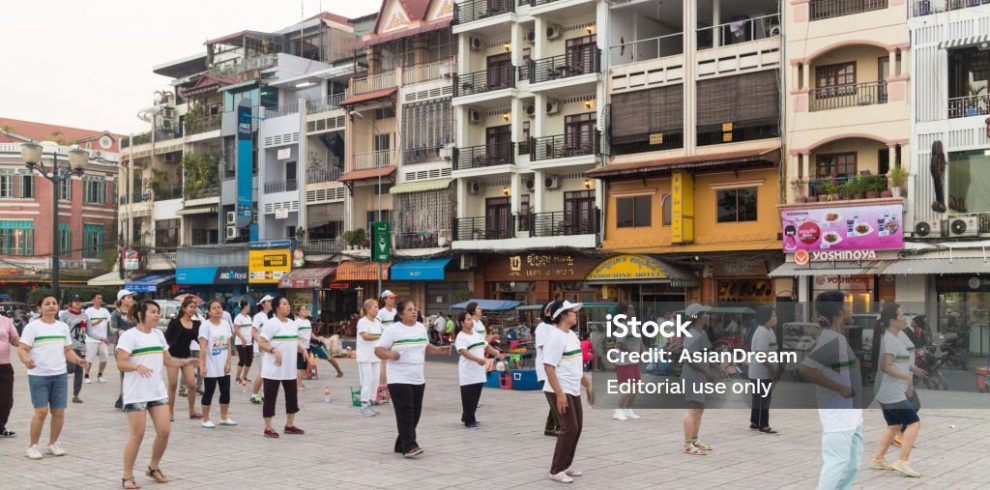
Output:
[17, 294, 89, 460]
[256, 297, 306, 439]
[117, 300, 189, 489]
[465, 301, 486, 337]
[233, 301, 254, 386]
[356, 299, 383, 417]
[455, 311, 504, 429]
[375, 300, 451, 458]
[295, 306, 314, 391]
[534, 301, 560, 437]
[198, 300, 236, 429]
[249, 296, 273, 405]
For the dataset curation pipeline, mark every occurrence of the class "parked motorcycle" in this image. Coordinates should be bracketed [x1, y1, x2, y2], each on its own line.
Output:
[940, 330, 969, 370]
[915, 345, 948, 390]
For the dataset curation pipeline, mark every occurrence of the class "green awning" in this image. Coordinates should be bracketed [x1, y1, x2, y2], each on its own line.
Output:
[389, 178, 452, 195]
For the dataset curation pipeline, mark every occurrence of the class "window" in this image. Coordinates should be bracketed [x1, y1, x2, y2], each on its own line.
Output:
[0, 174, 13, 198]
[59, 176, 72, 201]
[716, 188, 758, 223]
[564, 112, 597, 156]
[564, 190, 596, 234]
[610, 85, 684, 154]
[661, 194, 672, 226]
[427, 29, 453, 62]
[816, 62, 856, 97]
[948, 47, 990, 118]
[83, 224, 105, 259]
[617, 195, 651, 228]
[816, 153, 857, 178]
[21, 174, 34, 198]
[84, 176, 106, 204]
[58, 222, 71, 257]
[401, 98, 454, 156]
[696, 71, 780, 146]
[155, 219, 180, 249]
[0, 220, 34, 255]
[367, 210, 393, 235]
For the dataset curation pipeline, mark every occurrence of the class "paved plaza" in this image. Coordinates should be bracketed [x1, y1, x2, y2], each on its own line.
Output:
[3, 358, 990, 489]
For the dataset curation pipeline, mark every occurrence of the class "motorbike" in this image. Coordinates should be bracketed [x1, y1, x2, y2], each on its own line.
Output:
[940, 330, 969, 370]
[914, 345, 948, 390]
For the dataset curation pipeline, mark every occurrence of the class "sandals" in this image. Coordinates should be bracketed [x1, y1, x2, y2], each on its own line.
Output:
[684, 444, 709, 456]
[692, 440, 713, 451]
[121, 477, 141, 489]
[145, 467, 169, 483]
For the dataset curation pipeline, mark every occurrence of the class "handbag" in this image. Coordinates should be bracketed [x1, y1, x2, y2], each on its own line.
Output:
[375, 384, 391, 404]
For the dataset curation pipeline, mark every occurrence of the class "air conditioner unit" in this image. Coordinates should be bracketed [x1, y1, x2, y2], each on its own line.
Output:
[439, 147, 453, 160]
[226, 211, 236, 225]
[947, 216, 979, 237]
[468, 181, 482, 194]
[913, 219, 942, 238]
[525, 30, 536, 43]
[525, 178, 535, 191]
[161, 119, 173, 130]
[545, 175, 561, 190]
[547, 24, 564, 40]
[460, 254, 477, 269]
[469, 37, 484, 51]
[468, 109, 482, 124]
[162, 107, 175, 119]
[226, 226, 239, 240]
[546, 99, 561, 115]
[525, 104, 536, 118]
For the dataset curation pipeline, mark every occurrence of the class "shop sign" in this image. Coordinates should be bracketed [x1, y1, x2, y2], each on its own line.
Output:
[176, 266, 248, 285]
[814, 275, 872, 291]
[799, 250, 878, 264]
[936, 275, 990, 292]
[649, 133, 664, 145]
[718, 280, 775, 302]
[249, 241, 292, 284]
[486, 253, 594, 281]
[782, 203, 904, 252]
[713, 260, 767, 277]
[327, 282, 351, 290]
[671, 170, 694, 243]
[122, 247, 140, 271]
[586, 255, 670, 282]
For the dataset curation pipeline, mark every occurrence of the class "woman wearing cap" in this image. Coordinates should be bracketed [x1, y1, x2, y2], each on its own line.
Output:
[59, 296, 88, 404]
[682, 304, 721, 456]
[164, 298, 202, 420]
[535, 301, 560, 437]
[455, 311, 504, 429]
[542, 300, 593, 483]
[356, 299, 383, 417]
[198, 299, 237, 429]
[257, 296, 305, 438]
[233, 300, 253, 386]
[375, 300, 451, 457]
[249, 296, 273, 405]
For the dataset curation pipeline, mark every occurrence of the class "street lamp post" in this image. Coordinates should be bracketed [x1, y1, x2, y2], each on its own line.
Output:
[21, 142, 87, 301]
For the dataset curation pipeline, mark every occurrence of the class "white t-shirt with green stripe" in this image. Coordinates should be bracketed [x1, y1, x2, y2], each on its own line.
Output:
[297, 318, 313, 350]
[455, 330, 488, 386]
[117, 328, 169, 405]
[233, 313, 253, 346]
[377, 322, 429, 385]
[20, 319, 72, 376]
[261, 316, 299, 381]
[542, 328, 583, 396]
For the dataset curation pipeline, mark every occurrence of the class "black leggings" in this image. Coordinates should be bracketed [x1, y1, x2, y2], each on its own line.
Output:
[202, 376, 231, 406]
[262, 378, 299, 418]
[389, 383, 425, 454]
[71, 350, 84, 397]
[237, 346, 254, 367]
[460, 383, 484, 425]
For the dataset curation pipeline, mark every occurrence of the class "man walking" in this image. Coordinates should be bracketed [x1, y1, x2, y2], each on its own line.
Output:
[84, 293, 111, 384]
[60, 295, 89, 404]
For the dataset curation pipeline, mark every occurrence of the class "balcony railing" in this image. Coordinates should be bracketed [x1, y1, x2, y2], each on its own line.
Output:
[522, 208, 600, 237]
[454, 0, 514, 24]
[811, 81, 888, 111]
[352, 71, 397, 95]
[264, 102, 302, 118]
[697, 118, 780, 146]
[529, 49, 601, 84]
[811, 0, 888, 20]
[395, 231, 448, 249]
[204, 53, 278, 80]
[609, 33, 684, 66]
[911, 0, 990, 17]
[405, 58, 455, 84]
[263, 180, 298, 193]
[184, 186, 219, 200]
[154, 187, 183, 201]
[454, 67, 516, 97]
[302, 237, 346, 255]
[453, 215, 516, 241]
[120, 130, 179, 149]
[306, 166, 343, 183]
[306, 93, 345, 113]
[120, 193, 146, 204]
[184, 114, 221, 135]
[530, 132, 599, 161]
[453, 142, 515, 170]
[353, 149, 397, 170]
[807, 175, 888, 199]
[948, 94, 990, 119]
[403, 146, 449, 165]
[609, 130, 684, 155]
[696, 14, 781, 50]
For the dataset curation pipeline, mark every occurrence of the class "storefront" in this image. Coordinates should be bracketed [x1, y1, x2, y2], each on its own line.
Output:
[584, 254, 697, 319]
[328, 261, 391, 320]
[175, 266, 253, 302]
[124, 274, 176, 298]
[277, 266, 336, 316]
[934, 275, 990, 354]
[478, 253, 600, 306]
[387, 258, 471, 316]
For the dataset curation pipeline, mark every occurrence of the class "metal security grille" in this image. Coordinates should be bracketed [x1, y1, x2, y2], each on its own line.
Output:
[401, 98, 454, 157]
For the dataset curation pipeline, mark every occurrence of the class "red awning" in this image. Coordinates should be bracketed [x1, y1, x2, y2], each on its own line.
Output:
[346, 19, 452, 51]
[278, 267, 336, 289]
[586, 147, 780, 179]
[338, 166, 397, 182]
[339, 87, 398, 108]
[336, 261, 390, 281]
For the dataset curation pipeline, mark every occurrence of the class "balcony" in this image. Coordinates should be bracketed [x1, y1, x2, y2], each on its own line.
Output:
[811, 81, 888, 111]
[396, 231, 448, 249]
[529, 132, 599, 162]
[522, 209, 600, 237]
[119, 193, 146, 204]
[204, 53, 278, 81]
[184, 114, 221, 135]
[263, 180, 298, 193]
[154, 187, 183, 201]
[811, 0, 888, 20]
[302, 237, 346, 255]
[453, 215, 516, 241]
[264, 102, 303, 118]
[405, 58, 455, 85]
[911, 0, 990, 17]
[806, 175, 890, 201]
[454, 67, 516, 97]
[120, 130, 179, 149]
[948, 94, 990, 119]
[306, 93, 345, 114]
[403, 146, 449, 165]
[454, 0, 514, 24]
[609, 33, 684, 67]
[528, 50, 601, 84]
[696, 14, 780, 50]
[454, 142, 516, 170]
[697, 118, 779, 147]
[184, 186, 219, 200]
[352, 71, 397, 96]
[306, 166, 343, 184]
[353, 149, 397, 170]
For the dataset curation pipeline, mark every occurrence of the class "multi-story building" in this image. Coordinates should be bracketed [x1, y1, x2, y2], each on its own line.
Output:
[587, 0, 783, 314]
[772, 0, 911, 315]
[450, 0, 608, 304]
[0, 118, 121, 300]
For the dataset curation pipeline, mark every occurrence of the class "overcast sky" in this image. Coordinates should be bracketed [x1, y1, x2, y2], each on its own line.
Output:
[0, 1, 379, 135]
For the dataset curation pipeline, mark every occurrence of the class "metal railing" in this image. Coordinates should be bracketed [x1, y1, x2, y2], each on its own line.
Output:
[395, 231, 448, 249]
[454, 67, 516, 97]
[353, 149, 397, 170]
[120, 193, 146, 204]
[948, 94, 990, 119]
[522, 208, 600, 237]
[529, 49, 601, 84]
[352, 71, 397, 95]
[453, 215, 516, 241]
[263, 180, 298, 193]
[184, 114, 221, 135]
[264, 102, 302, 118]
[204, 53, 278, 80]
[306, 166, 343, 183]
[453, 142, 515, 170]
[807, 175, 888, 199]
[530, 131, 599, 161]
[911, 0, 990, 17]
[405, 58, 455, 85]
[609, 33, 684, 66]
[811, 0, 888, 20]
[454, 0, 514, 24]
[121, 130, 179, 148]
[697, 118, 780, 146]
[184, 186, 219, 200]
[302, 237, 347, 255]
[306, 93, 345, 113]
[811, 81, 888, 111]
[403, 146, 449, 165]
[154, 187, 183, 201]
[696, 14, 781, 50]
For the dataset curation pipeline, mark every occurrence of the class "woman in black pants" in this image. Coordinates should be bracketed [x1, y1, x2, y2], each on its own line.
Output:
[198, 300, 237, 428]
[257, 297, 305, 438]
[375, 300, 451, 457]
[454, 311, 504, 429]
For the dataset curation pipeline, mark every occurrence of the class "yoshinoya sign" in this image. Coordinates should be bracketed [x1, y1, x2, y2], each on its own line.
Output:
[794, 249, 878, 265]
[782, 203, 903, 252]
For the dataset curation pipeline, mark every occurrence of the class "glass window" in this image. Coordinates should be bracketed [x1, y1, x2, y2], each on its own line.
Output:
[661, 194, 672, 226]
[816, 62, 856, 92]
[0, 174, 13, 198]
[0, 220, 34, 255]
[83, 224, 105, 259]
[21, 174, 34, 198]
[84, 176, 106, 204]
[816, 153, 857, 178]
[59, 176, 72, 201]
[155, 219, 180, 249]
[58, 222, 71, 257]
[948, 149, 990, 213]
[617, 196, 651, 228]
[717, 188, 758, 223]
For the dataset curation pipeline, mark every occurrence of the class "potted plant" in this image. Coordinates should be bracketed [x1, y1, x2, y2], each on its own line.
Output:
[838, 180, 855, 200]
[822, 180, 840, 201]
[889, 166, 907, 198]
[852, 177, 866, 200]
[790, 177, 808, 201]
[865, 175, 881, 199]
[966, 82, 987, 117]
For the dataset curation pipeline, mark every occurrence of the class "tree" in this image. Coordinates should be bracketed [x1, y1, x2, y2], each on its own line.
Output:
[182, 152, 220, 199]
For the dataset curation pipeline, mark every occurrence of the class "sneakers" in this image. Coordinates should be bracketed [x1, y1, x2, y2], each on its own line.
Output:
[0, 427, 15, 438]
[25, 445, 43, 460]
[97, 376, 106, 384]
[624, 409, 640, 420]
[564, 468, 583, 477]
[548, 471, 574, 483]
[47, 442, 66, 456]
[612, 409, 628, 421]
[219, 419, 238, 426]
[466, 422, 481, 430]
[263, 428, 279, 439]
[84, 376, 92, 384]
[178, 388, 187, 397]
[892, 461, 921, 478]
[72, 397, 83, 404]
[284, 425, 305, 435]
[403, 446, 424, 458]
[870, 459, 894, 471]
[250, 394, 262, 405]
[201, 421, 216, 429]
[358, 406, 376, 417]
[369, 406, 380, 415]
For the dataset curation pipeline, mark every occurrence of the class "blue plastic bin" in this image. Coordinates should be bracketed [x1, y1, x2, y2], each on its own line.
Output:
[510, 369, 540, 391]
[484, 371, 500, 388]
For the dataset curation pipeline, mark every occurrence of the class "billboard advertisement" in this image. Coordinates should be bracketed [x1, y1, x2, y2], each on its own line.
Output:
[249, 241, 292, 284]
[176, 266, 249, 285]
[782, 203, 904, 253]
[235, 101, 253, 228]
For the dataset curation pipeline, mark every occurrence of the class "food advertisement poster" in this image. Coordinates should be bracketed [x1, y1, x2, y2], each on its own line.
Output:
[782, 203, 904, 252]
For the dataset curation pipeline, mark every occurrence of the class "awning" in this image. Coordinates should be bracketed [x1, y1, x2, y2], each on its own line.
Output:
[450, 299, 521, 311]
[389, 178, 452, 195]
[882, 258, 990, 275]
[586, 147, 780, 179]
[768, 261, 888, 277]
[125, 274, 175, 293]
[338, 165, 397, 182]
[584, 254, 698, 286]
[336, 261, 390, 281]
[340, 87, 398, 107]
[278, 267, 336, 289]
[176, 205, 218, 216]
[346, 19, 452, 51]
[88, 270, 125, 287]
[939, 35, 990, 50]
[390, 258, 450, 281]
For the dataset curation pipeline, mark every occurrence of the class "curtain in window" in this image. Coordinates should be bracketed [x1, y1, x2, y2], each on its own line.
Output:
[307, 203, 346, 229]
[393, 189, 452, 235]
[610, 85, 684, 144]
[697, 70, 779, 126]
[401, 98, 454, 151]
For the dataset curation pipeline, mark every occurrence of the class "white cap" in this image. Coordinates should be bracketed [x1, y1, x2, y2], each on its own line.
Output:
[259, 294, 274, 304]
[116, 289, 135, 301]
[684, 303, 709, 317]
[380, 290, 396, 299]
[552, 300, 583, 320]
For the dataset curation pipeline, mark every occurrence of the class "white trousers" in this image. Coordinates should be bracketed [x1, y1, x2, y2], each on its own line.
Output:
[358, 361, 381, 403]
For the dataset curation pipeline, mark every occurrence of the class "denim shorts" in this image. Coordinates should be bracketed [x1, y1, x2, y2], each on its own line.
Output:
[28, 374, 68, 409]
[881, 400, 920, 427]
[124, 398, 169, 413]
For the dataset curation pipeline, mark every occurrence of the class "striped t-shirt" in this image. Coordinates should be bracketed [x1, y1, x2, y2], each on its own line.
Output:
[20, 319, 71, 376]
[261, 317, 299, 381]
[378, 322, 429, 385]
[542, 328, 584, 396]
[455, 330, 488, 386]
[117, 328, 169, 405]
